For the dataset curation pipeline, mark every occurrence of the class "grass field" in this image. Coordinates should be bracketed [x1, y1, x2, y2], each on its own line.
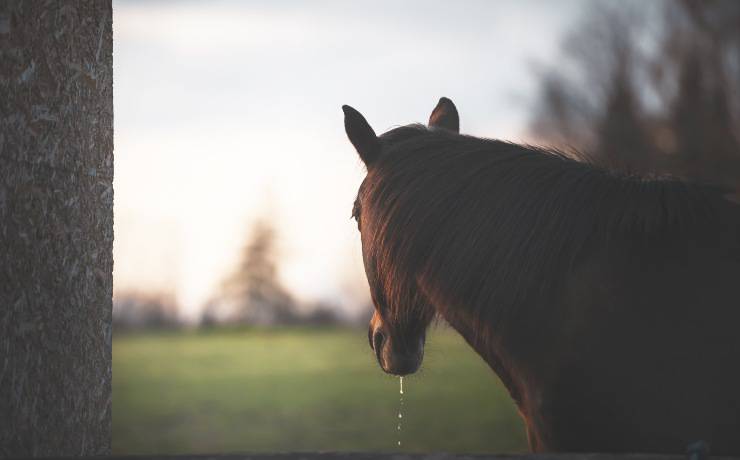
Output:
[113, 326, 528, 454]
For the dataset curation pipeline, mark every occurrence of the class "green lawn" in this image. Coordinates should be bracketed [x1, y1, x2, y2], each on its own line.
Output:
[113, 326, 528, 454]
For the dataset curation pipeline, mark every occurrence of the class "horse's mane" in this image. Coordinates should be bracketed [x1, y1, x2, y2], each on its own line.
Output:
[361, 124, 738, 348]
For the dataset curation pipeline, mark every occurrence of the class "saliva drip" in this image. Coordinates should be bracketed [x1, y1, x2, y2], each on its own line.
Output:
[397, 376, 404, 447]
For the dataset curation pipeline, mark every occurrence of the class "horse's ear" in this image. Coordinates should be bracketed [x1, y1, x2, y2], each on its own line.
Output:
[428, 97, 459, 133]
[343, 105, 381, 166]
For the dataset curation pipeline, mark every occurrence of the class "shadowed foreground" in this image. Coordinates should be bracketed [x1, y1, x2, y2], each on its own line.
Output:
[26, 452, 734, 460]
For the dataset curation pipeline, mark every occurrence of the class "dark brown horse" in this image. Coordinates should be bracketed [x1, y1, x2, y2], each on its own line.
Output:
[343, 97, 740, 454]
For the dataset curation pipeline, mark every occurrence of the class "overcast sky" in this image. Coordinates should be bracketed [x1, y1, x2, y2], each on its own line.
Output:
[112, 0, 588, 320]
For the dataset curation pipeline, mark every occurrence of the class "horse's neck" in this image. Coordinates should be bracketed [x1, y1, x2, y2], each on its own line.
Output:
[439, 307, 526, 405]
[440, 304, 560, 450]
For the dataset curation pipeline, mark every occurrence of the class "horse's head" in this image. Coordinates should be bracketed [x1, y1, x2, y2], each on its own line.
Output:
[342, 97, 460, 376]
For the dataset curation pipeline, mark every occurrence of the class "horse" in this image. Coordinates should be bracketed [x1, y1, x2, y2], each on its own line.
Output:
[342, 97, 740, 454]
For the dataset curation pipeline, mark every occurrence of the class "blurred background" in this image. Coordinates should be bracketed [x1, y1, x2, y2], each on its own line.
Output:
[112, 0, 740, 454]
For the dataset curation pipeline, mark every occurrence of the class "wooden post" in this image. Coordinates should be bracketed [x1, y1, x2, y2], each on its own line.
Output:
[0, 1, 113, 456]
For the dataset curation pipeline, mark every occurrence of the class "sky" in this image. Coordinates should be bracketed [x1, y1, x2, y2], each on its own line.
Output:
[112, 0, 588, 321]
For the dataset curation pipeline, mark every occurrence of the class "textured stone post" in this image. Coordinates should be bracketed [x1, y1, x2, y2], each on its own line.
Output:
[0, 1, 113, 456]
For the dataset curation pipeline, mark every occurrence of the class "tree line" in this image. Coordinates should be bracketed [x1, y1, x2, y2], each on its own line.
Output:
[530, 0, 740, 194]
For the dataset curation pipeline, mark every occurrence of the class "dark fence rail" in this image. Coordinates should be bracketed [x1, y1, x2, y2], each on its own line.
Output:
[8, 453, 734, 460]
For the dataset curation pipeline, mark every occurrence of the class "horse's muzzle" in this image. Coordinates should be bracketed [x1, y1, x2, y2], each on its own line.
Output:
[381, 349, 423, 376]
[369, 326, 425, 376]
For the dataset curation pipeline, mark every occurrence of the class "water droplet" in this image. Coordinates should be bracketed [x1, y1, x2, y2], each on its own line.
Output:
[397, 376, 404, 448]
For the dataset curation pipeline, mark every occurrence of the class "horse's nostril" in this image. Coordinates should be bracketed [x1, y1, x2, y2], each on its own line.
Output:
[373, 330, 385, 353]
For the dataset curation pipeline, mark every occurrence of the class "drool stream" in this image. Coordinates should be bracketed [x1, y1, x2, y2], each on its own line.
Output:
[397, 376, 404, 447]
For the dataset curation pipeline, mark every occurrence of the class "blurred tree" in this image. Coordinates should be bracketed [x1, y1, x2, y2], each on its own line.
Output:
[113, 291, 181, 331]
[530, 0, 740, 191]
[215, 217, 298, 326]
[302, 301, 343, 326]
